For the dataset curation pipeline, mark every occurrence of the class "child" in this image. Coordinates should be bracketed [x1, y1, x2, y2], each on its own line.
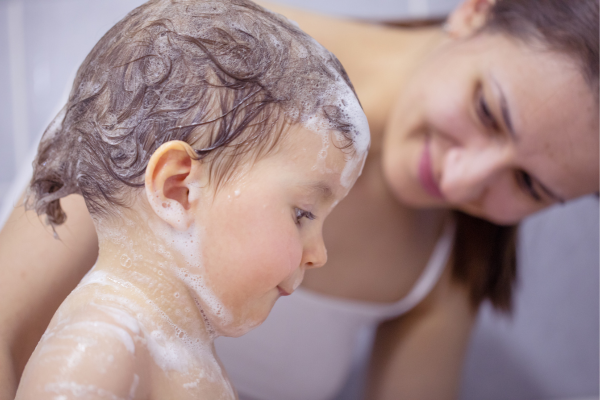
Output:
[15, 0, 369, 398]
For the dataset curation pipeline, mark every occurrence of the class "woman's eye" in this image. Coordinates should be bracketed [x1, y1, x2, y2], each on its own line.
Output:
[515, 170, 543, 202]
[477, 87, 500, 131]
[294, 208, 316, 225]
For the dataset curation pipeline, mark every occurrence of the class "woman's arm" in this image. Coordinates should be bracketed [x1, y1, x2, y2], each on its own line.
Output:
[0, 194, 98, 400]
[367, 262, 476, 400]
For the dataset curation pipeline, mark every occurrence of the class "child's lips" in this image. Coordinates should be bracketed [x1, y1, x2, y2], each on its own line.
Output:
[277, 286, 292, 296]
[278, 270, 304, 296]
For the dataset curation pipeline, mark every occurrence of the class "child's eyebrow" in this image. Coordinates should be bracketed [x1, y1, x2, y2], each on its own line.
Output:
[300, 182, 333, 199]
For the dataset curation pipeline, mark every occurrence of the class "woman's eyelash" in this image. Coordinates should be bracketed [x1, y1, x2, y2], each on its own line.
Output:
[516, 170, 543, 202]
[477, 87, 500, 131]
[295, 208, 316, 224]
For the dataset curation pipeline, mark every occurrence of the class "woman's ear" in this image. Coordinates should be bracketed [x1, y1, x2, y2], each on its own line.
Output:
[145, 141, 201, 231]
[445, 0, 495, 38]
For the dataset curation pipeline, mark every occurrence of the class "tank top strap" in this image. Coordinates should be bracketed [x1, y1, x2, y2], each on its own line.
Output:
[376, 217, 456, 318]
[291, 217, 456, 321]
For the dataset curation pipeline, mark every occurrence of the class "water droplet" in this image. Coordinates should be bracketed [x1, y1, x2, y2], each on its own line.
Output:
[120, 254, 132, 268]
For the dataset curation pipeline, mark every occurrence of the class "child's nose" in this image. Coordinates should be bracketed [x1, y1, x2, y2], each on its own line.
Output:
[303, 233, 327, 270]
[440, 145, 513, 205]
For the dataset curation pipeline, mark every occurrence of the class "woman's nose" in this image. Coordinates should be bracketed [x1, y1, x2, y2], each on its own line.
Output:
[303, 232, 328, 270]
[440, 145, 512, 204]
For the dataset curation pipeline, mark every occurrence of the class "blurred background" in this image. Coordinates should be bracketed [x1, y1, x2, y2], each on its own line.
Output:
[0, 0, 597, 399]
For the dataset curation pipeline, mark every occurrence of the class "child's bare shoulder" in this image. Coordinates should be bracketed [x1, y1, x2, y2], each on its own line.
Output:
[16, 282, 148, 399]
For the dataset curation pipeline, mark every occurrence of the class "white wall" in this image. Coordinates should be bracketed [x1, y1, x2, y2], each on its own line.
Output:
[269, 0, 458, 20]
[0, 0, 147, 215]
[0, 1, 597, 399]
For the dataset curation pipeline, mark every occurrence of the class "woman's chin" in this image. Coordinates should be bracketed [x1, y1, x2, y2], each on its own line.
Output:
[388, 181, 449, 210]
[409, 198, 450, 211]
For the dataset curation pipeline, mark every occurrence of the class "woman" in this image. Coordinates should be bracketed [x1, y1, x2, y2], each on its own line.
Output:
[0, 0, 597, 399]
[213, 1, 598, 399]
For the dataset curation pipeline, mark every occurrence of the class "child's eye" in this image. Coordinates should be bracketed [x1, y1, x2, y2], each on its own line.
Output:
[294, 208, 316, 225]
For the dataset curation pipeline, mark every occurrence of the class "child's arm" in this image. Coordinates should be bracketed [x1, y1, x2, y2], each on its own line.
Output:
[0, 194, 98, 400]
[15, 309, 142, 400]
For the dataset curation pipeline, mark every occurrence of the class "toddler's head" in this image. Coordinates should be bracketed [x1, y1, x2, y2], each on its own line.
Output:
[27, 0, 369, 337]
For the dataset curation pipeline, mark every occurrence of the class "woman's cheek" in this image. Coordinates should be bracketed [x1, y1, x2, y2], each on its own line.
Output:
[479, 181, 541, 225]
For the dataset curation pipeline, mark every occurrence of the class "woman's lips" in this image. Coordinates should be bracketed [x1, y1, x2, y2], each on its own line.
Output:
[277, 286, 291, 296]
[418, 139, 445, 199]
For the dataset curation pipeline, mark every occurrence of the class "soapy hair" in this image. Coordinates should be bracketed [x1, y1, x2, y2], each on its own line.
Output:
[452, 0, 599, 312]
[26, 0, 360, 228]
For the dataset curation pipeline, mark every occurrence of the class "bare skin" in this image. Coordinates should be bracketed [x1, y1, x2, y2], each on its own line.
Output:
[259, 3, 455, 302]
[265, 5, 477, 398]
[14, 126, 365, 399]
[0, 8, 469, 400]
[2, 1, 598, 400]
[0, 194, 98, 400]
[264, 4, 598, 399]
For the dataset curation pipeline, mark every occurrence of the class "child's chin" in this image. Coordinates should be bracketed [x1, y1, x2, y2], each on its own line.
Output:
[216, 311, 270, 338]
[217, 322, 258, 338]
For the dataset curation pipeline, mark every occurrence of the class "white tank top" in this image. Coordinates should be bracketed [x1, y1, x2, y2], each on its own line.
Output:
[215, 220, 456, 400]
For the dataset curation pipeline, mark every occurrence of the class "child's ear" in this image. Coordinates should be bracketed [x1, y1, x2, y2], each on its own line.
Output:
[145, 141, 201, 231]
[445, 0, 495, 38]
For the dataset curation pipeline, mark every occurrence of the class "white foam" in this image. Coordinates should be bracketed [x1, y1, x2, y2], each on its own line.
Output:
[77, 269, 223, 376]
[145, 329, 188, 371]
[44, 381, 124, 400]
[295, 46, 370, 188]
[129, 374, 139, 399]
[120, 254, 132, 268]
[150, 209, 233, 333]
[94, 304, 141, 335]
[63, 321, 136, 354]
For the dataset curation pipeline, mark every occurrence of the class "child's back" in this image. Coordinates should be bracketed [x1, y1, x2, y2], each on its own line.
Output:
[15, 0, 369, 398]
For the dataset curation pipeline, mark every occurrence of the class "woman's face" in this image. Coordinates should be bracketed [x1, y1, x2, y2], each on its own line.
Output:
[383, 29, 599, 225]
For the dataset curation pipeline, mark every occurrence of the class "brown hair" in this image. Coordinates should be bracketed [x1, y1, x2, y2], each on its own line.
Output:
[452, 212, 517, 312]
[452, 0, 598, 312]
[485, 0, 599, 88]
[26, 0, 361, 228]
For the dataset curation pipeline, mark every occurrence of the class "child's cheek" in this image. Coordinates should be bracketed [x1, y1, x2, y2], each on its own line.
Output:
[234, 204, 302, 286]
[208, 193, 301, 298]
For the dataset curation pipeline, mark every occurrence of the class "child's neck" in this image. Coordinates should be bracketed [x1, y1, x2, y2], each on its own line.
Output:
[92, 214, 216, 345]
[86, 216, 235, 396]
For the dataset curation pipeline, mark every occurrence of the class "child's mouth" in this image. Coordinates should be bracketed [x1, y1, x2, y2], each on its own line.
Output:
[277, 286, 291, 296]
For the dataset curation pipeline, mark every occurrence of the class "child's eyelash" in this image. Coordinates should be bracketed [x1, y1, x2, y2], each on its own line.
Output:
[294, 208, 316, 224]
